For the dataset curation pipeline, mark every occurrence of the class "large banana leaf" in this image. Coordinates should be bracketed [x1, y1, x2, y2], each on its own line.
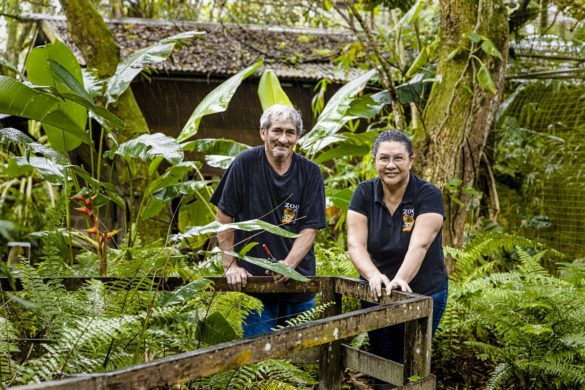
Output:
[106, 31, 204, 104]
[226, 251, 309, 282]
[26, 40, 87, 154]
[298, 68, 378, 155]
[177, 59, 263, 142]
[313, 130, 378, 164]
[10, 156, 66, 184]
[257, 69, 293, 110]
[48, 60, 124, 130]
[171, 219, 299, 242]
[0, 127, 68, 164]
[181, 138, 250, 155]
[0, 76, 90, 144]
[67, 165, 125, 209]
[106, 133, 183, 165]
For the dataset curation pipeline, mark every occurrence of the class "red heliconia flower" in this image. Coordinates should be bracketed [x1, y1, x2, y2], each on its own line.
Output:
[75, 206, 93, 217]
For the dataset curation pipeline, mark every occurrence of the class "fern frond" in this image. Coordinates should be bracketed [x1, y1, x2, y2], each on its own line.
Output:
[485, 362, 513, 390]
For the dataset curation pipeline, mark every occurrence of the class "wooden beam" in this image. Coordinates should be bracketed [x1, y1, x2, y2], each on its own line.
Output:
[0, 276, 322, 293]
[404, 309, 432, 380]
[342, 344, 404, 385]
[318, 278, 343, 389]
[12, 296, 430, 390]
[334, 276, 423, 304]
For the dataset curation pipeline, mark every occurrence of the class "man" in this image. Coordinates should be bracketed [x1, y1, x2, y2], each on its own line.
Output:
[210, 104, 326, 338]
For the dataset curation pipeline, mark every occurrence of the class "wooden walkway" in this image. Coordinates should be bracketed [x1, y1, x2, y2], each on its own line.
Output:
[5, 276, 435, 389]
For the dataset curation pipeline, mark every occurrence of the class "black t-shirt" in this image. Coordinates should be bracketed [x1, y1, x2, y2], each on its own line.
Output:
[349, 174, 448, 295]
[210, 146, 326, 303]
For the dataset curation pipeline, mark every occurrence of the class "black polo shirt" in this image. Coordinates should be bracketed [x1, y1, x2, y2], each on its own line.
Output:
[349, 174, 448, 295]
[210, 146, 326, 303]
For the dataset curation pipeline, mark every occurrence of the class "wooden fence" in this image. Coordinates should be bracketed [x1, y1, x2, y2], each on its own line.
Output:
[4, 276, 435, 389]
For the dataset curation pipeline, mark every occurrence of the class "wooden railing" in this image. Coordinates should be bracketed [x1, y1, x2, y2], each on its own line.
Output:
[4, 276, 435, 389]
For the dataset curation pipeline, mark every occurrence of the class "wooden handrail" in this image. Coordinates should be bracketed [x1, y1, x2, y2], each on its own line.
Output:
[4, 276, 435, 390]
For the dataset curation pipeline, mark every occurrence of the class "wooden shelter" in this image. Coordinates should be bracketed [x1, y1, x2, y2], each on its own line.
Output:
[26, 14, 360, 147]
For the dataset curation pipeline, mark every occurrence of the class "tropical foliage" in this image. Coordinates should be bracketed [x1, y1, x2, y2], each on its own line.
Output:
[1, 0, 584, 388]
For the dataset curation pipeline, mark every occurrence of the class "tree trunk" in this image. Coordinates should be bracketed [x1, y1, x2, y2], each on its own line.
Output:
[416, 0, 509, 261]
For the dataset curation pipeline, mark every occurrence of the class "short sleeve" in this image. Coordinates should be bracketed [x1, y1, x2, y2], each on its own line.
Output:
[349, 182, 370, 217]
[210, 159, 243, 218]
[298, 165, 326, 230]
[416, 184, 444, 217]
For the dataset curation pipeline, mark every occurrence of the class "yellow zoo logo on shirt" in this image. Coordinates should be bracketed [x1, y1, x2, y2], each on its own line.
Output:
[282, 203, 299, 224]
[402, 208, 415, 232]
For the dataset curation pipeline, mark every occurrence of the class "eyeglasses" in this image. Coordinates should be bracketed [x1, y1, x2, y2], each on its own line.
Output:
[376, 155, 408, 166]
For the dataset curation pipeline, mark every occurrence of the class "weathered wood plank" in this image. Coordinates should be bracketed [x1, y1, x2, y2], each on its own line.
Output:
[333, 276, 423, 304]
[318, 278, 343, 390]
[342, 344, 404, 386]
[12, 296, 430, 390]
[404, 307, 432, 380]
[0, 276, 322, 293]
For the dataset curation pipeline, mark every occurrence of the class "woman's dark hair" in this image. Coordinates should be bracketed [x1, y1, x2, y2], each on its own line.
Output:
[372, 130, 413, 158]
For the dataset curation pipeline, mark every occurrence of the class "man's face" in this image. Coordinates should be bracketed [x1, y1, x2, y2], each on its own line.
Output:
[260, 119, 300, 163]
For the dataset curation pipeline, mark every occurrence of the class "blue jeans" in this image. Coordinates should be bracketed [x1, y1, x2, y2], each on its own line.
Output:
[243, 297, 316, 338]
[361, 284, 448, 364]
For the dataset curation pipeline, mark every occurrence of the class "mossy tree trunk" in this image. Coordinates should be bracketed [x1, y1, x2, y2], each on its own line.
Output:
[416, 0, 509, 261]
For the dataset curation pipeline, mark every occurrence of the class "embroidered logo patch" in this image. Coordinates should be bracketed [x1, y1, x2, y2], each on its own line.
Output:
[402, 208, 415, 232]
[282, 202, 299, 224]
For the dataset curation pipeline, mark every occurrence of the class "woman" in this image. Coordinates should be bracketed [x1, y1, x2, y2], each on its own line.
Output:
[347, 130, 448, 365]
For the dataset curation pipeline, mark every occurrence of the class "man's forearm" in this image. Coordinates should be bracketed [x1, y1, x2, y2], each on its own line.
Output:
[283, 228, 317, 269]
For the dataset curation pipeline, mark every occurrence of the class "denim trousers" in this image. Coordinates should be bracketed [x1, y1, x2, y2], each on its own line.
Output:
[361, 284, 449, 364]
[243, 297, 316, 338]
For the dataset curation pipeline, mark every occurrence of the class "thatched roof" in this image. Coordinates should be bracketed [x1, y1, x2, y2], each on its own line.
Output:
[26, 14, 361, 82]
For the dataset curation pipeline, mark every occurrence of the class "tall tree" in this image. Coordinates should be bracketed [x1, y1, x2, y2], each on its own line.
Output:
[416, 0, 509, 256]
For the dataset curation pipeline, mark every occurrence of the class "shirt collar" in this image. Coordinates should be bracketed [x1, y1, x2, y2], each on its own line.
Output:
[373, 173, 416, 207]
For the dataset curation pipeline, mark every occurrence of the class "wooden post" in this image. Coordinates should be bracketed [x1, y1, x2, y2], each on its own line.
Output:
[318, 277, 343, 390]
[403, 297, 433, 382]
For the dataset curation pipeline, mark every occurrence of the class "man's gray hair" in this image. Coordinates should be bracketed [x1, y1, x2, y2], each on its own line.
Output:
[259, 104, 303, 135]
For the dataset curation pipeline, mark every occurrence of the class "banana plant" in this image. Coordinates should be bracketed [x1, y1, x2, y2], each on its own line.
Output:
[257, 69, 293, 110]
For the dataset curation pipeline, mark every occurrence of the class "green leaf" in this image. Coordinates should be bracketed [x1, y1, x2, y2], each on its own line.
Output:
[196, 312, 238, 345]
[299, 68, 378, 155]
[446, 47, 462, 61]
[462, 32, 482, 43]
[228, 251, 309, 282]
[152, 180, 210, 201]
[172, 219, 299, 242]
[390, 0, 425, 34]
[477, 63, 497, 95]
[67, 165, 126, 209]
[107, 133, 184, 164]
[158, 279, 211, 306]
[326, 188, 353, 211]
[346, 91, 391, 119]
[0, 77, 91, 143]
[239, 241, 258, 257]
[257, 69, 293, 110]
[396, 73, 434, 105]
[405, 39, 439, 78]
[205, 155, 237, 169]
[12, 156, 65, 184]
[25, 40, 87, 154]
[0, 127, 68, 164]
[48, 60, 124, 130]
[178, 195, 215, 234]
[177, 59, 263, 142]
[106, 31, 203, 104]
[480, 38, 503, 60]
[181, 138, 250, 155]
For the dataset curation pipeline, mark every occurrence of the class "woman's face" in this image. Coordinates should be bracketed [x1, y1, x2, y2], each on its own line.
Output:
[375, 141, 413, 189]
